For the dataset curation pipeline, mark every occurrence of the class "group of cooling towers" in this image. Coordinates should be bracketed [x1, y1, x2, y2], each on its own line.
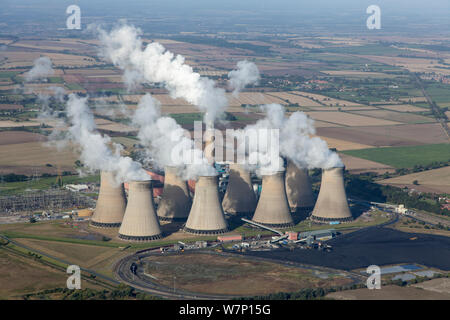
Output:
[90, 157, 353, 241]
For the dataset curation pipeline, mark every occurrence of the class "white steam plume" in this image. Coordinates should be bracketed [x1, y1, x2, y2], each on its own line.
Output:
[133, 94, 216, 180]
[25, 56, 54, 82]
[235, 104, 342, 175]
[97, 23, 228, 127]
[65, 94, 148, 183]
[228, 60, 260, 96]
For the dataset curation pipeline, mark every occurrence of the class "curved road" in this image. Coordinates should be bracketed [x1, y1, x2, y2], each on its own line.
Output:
[114, 246, 369, 300]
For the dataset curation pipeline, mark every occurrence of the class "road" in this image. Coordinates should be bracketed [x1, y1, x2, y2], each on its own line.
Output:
[113, 203, 400, 300]
[113, 249, 367, 300]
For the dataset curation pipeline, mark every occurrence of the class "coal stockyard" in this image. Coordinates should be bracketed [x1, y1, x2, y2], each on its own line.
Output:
[239, 227, 450, 271]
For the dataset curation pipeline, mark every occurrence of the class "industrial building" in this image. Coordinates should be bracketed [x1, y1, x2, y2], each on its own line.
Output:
[251, 170, 294, 228]
[222, 164, 257, 215]
[119, 180, 162, 241]
[311, 167, 353, 223]
[184, 175, 229, 234]
[285, 160, 315, 212]
[90, 171, 127, 228]
[298, 229, 337, 241]
[157, 166, 191, 221]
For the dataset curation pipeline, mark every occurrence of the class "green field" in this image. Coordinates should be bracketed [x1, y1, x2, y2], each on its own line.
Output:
[342, 144, 450, 169]
[426, 83, 450, 104]
[65, 83, 84, 90]
[169, 112, 203, 125]
[48, 77, 64, 84]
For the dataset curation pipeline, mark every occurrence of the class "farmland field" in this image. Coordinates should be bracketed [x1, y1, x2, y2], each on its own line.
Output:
[305, 111, 401, 127]
[379, 166, 450, 194]
[338, 154, 394, 174]
[350, 110, 435, 124]
[0, 141, 78, 175]
[342, 144, 450, 168]
[379, 105, 428, 112]
[317, 123, 450, 147]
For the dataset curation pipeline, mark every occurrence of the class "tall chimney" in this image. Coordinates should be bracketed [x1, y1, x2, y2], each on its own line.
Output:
[90, 171, 126, 228]
[222, 164, 256, 215]
[119, 180, 162, 241]
[285, 160, 315, 212]
[157, 166, 191, 221]
[184, 175, 228, 234]
[311, 167, 353, 223]
[251, 171, 294, 227]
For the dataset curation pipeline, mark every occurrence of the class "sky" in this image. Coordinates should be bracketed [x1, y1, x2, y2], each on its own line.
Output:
[1, 0, 449, 36]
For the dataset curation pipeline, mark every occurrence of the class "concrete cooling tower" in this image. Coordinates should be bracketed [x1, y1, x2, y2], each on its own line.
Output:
[222, 164, 257, 215]
[157, 166, 191, 221]
[90, 171, 126, 228]
[119, 180, 162, 241]
[251, 171, 294, 228]
[285, 161, 315, 212]
[184, 175, 228, 235]
[311, 167, 353, 223]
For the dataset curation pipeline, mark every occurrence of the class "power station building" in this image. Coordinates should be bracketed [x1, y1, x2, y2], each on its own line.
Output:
[157, 166, 191, 221]
[251, 170, 294, 227]
[222, 164, 256, 215]
[285, 160, 315, 212]
[184, 175, 228, 235]
[90, 171, 127, 228]
[118, 180, 162, 241]
[311, 167, 353, 223]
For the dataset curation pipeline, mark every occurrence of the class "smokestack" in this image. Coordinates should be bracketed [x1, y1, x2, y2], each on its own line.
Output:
[119, 180, 162, 241]
[222, 164, 256, 215]
[184, 175, 228, 234]
[285, 160, 315, 212]
[251, 171, 294, 227]
[157, 166, 191, 221]
[311, 167, 353, 223]
[91, 171, 126, 228]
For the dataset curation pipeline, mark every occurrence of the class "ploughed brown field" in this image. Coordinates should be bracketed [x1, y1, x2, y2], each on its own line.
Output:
[0, 131, 45, 145]
[317, 123, 449, 147]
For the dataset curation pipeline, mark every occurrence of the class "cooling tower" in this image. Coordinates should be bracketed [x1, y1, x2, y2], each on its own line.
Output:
[184, 175, 228, 235]
[118, 180, 162, 241]
[285, 161, 315, 212]
[311, 167, 353, 223]
[222, 164, 256, 215]
[157, 166, 191, 221]
[251, 171, 294, 228]
[90, 171, 126, 228]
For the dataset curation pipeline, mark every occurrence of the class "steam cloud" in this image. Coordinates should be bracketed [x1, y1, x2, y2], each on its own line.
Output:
[64, 94, 148, 183]
[25, 56, 54, 82]
[228, 60, 260, 96]
[235, 104, 342, 175]
[97, 23, 228, 126]
[133, 94, 216, 179]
